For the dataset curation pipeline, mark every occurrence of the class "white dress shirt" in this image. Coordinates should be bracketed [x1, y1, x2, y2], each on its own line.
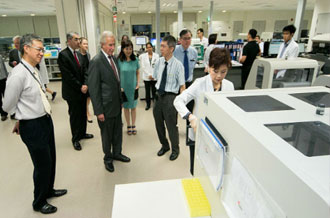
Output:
[3, 59, 47, 119]
[203, 44, 216, 67]
[277, 39, 299, 59]
[139, 52, 159, 81]
[200, 37, 208, 49]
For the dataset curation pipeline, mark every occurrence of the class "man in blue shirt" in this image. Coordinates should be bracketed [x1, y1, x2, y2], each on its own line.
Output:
[173, 29, 198, 113]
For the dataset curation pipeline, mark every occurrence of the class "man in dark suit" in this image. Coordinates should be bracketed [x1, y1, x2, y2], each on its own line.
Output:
[9, 35, 21, 68]
[88, 31, 130, 173]
[58, 32, 93, 151]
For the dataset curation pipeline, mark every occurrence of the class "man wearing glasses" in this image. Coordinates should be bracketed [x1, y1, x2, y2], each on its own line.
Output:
[173, 29, 198, 121]
[58, 32, 93, 151]
[3, 33, 67, 214]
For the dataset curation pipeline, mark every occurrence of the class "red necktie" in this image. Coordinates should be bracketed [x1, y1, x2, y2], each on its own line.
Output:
[73, 51, 80, 67]
[108, 56, 119, 81]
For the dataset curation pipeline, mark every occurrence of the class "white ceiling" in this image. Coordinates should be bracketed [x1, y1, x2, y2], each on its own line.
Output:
[0, 0, 315, 16]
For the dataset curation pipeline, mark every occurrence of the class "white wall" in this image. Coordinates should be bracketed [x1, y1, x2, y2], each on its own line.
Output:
[197, 10, 313, 40]
[98, 2, 114, 34]
[0, 16, 58, 38]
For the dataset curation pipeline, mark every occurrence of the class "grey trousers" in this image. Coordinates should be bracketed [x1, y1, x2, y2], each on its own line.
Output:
[97, 114, 123, 163]
[153, 93, 179, 154]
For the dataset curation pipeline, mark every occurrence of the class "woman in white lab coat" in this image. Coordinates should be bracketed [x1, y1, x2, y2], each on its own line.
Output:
[139, 42, 159, 110]
[174, 47, 234, 175]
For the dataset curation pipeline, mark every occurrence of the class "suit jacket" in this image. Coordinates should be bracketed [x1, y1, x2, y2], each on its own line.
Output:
[8, 49, 20, 68]
[88, 51, 122, 118]
[58, 47, 87, 101]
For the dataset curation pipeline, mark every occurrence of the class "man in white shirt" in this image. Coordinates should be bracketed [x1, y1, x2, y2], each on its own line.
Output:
[277, 25, 299, 59]
[197, 28, 208, 49]
[3, 34, 66, 214]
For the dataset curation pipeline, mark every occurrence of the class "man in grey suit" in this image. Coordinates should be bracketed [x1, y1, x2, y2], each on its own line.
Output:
[88, 31, 130, 173]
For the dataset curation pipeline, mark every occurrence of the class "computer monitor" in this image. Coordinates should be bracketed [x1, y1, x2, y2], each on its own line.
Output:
[300, 30, 309, 38]
[298, 43, 305, 53]
[269, 43, 281, 55]
[150, 38, 156, 47]
[273, 32, 283, 40]
[136, 37, 146, 45]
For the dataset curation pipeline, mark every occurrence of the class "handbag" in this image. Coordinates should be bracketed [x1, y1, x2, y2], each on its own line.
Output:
[134, 89, 139, 100]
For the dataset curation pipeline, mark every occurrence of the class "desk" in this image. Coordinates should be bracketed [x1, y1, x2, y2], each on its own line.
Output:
[112, 179, 218, 218]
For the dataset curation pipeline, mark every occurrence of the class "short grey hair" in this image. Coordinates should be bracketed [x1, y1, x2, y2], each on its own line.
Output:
[20, 34, 42, 56]
[100, 31, 115, 44]
[13, 35, 21, 42]
[66, 31, 79, 41]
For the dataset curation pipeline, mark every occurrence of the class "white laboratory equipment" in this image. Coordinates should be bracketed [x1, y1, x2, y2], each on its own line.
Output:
[245, 57, 319, 90]
[194, 86, 330, 218]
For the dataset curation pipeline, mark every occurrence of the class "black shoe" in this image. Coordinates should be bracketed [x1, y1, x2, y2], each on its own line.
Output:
[157, 147, 170, 156]
[87, 119, 93, 123]
[1, 115, 7, 121]
[48, 189, 67, 198]
[10, 114, 15, 120]
[34, 203, 57, 214]
[105, 162, 114, 172]
[145, 106, 150, 110]
[113, 154, 131, 162]
[169, 152, 179, 161]
[83, 133, 94, 139]
[73, 141, 82, 150]
[51, 92, 57, 101]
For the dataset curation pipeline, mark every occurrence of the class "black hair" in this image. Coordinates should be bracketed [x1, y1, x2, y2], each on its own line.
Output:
[121, 35, 129, 41]
[197, 28, 204, 33]
[248, 29, 257, 39]
[162, 35, 176, 49]
[179, 29, 192, 38]
[208, 34, 217, 45]
[283, 25, 296, 34]
[118, 40, 136, 61]
[146, 42, 153, 48]
[209, 48, 232, 69]
[256, 35, 260, 39]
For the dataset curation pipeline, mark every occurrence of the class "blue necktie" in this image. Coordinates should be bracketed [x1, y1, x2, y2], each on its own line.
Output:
[279, 42, 289, 58]
[184, 50, 189, 81]
[158, 61, 168, 95]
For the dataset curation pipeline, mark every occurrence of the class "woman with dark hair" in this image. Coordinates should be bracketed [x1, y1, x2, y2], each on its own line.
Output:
[117, 35, 129, 55]
[174, 48, 234, 174]
[118, 40, 140, 135]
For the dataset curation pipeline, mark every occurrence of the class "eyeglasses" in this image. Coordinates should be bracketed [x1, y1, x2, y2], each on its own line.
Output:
[73, 38, 80, 41]
[182, 37, 191, 41]
[29, 45, 45, 53]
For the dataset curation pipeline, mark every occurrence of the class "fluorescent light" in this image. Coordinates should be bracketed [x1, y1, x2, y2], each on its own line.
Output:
[2, 15, 7, 17]
[30, 14, 35, 16]
[167, 3, 171, 7]
[162, 3, 167, 6]
[148, 11, 151, 13]
[222, 10, 226, 13]
[173, 11, 177, 13]
[198, 11, 202, 13]
[122, 11, 126, 14]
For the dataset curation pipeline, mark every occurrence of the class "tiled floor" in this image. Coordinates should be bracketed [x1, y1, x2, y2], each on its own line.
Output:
[0, 81, 192, 218]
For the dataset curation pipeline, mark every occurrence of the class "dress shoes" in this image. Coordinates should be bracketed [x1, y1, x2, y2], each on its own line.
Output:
[34, 203, 57, 214]
[48, 189, 67, 198]
[83, 133, 94, 139]
[145, 106, 150, 110]
[169, 152, 179, 161]
[113, 154, 131, 162]
[73, 141, 82, 150]
[10, 114, 16, 120]
[1, 115, 7, 121]
[105, 162, 114, 172]
[51, 92, 57, 101]
[157, 147, 170, 156]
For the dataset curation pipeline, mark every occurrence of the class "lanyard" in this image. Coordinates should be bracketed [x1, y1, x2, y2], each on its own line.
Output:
[21, 62, 46, 94]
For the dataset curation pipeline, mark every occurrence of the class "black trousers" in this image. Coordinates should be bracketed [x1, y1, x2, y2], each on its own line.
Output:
[66, 97, 87, 143]
[0, 78, 8, 117]
[153, 93, 179, 154]
[19, 115, 56, 210]
[97, 114, 123, 163]
[144, 80, 157, 107]
[241, 66, 252, 89]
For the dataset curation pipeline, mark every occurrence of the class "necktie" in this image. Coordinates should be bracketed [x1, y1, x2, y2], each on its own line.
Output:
[279, 42, 289, 58]
[108, 56, 119, 81]
[158, 61, 168, 95]
[34, 70, 51, 114]
[73, 51, 80, 67]
[184, 50, 189, 81]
